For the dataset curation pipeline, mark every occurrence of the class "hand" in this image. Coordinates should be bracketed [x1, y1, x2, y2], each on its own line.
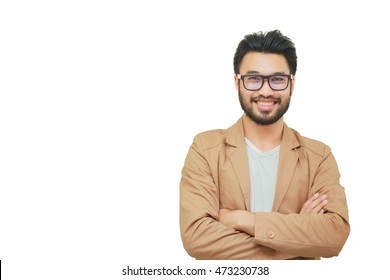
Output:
[218, 209, 255, 236]
[300, 193, 328, 214]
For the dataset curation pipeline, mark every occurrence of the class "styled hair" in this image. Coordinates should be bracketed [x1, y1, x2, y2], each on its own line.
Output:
[233, 30, 297, 75]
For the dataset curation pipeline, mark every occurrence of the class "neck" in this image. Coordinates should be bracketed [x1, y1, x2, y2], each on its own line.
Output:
[243, 114, 284, 152]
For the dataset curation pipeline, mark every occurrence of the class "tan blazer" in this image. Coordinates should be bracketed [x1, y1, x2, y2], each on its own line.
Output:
[180, 117, 350, 260]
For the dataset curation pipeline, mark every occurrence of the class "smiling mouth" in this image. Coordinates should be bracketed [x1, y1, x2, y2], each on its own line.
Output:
[251, 97, 280, 112]
[252, 98, 280, 106]
[256, 100, 277, 106]
[251, 95, 281, 104]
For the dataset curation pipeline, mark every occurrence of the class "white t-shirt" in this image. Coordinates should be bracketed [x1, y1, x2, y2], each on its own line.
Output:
[245, 138, 280, 212]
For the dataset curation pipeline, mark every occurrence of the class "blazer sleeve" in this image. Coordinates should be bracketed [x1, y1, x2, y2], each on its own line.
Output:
[253, 146, 350, 258]
[180, 136, 297, 260]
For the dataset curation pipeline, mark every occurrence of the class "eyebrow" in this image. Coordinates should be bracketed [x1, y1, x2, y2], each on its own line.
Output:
[245, 70, 288, 75]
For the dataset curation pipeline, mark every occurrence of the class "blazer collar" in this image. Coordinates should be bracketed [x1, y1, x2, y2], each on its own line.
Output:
[224, 117, 245, 148]
[224, 116, 300, 211]
[224, 117, 251, 209]
[273, 122, 300, 211]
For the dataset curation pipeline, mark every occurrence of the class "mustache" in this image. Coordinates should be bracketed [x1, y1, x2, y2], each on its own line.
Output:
[250, 95, 281, 104]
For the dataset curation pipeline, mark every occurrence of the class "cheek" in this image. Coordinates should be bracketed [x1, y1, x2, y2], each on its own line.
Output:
[280, 92, 291, 103]
[239, 91, 252, 104]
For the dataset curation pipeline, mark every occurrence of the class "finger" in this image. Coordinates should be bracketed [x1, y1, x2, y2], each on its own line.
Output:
[308, 195, 327, 213]
[300, 193, 319, 214]
[311, 196, 328, 213]
[301, 194, 328, 214]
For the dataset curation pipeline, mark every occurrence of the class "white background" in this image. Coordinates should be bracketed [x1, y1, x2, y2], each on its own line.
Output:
[1, 0, 389, 279]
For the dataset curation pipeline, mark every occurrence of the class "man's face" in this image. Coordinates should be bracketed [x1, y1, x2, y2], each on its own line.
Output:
[235, 52, 294, 126]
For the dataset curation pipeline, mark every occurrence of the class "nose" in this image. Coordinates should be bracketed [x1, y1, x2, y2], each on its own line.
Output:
[259, 78, 274, 97]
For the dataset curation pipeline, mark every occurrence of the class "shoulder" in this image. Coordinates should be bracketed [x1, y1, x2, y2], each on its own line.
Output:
[290, 128, 332, 158]
[193, 128, 227, 151]
[192, 118, 244, 151]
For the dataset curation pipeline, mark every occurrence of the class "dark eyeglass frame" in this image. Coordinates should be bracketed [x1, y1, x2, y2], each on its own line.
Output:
[237, 74, 293, 91]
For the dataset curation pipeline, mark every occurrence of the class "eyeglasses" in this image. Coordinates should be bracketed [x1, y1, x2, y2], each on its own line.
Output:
[237, 74, 292, 91]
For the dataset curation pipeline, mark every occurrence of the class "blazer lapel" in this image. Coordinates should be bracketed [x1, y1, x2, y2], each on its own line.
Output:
[272, 123, 300, 211]
[225, 118, 251, 210]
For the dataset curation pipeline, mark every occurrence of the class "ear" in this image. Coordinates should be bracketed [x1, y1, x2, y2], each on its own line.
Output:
[290, 75, 295, 97]
[234, 75, 239, 92]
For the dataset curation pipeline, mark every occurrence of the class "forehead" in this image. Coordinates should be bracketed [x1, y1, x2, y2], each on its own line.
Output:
[240, 52, 289, 74]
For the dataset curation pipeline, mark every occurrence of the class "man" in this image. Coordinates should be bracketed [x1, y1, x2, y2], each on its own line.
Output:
[180, 30, 350, 260]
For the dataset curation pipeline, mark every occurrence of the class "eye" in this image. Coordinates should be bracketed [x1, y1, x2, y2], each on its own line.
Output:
[246, 76, 262, 82]
[270, 76, 287, 83]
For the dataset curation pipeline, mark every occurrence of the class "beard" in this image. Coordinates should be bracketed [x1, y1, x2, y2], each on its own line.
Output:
[239, 89, 291, 125]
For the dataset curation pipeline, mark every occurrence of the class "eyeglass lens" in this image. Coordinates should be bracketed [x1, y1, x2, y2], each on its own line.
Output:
[244, 75, 289, 90]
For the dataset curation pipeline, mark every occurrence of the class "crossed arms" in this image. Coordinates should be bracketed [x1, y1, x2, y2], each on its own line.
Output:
[219, 192, 328, 236]
[180, 136, 350, 260]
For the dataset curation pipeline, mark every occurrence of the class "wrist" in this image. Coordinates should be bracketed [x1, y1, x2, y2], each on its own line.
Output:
[237, 211, 255, 236]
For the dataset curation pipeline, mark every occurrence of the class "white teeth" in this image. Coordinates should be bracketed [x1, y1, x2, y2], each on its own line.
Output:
[256, 101, 274, 106]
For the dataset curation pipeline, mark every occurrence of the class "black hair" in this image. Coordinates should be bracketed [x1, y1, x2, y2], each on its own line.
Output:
[233, 30, 297, 75]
